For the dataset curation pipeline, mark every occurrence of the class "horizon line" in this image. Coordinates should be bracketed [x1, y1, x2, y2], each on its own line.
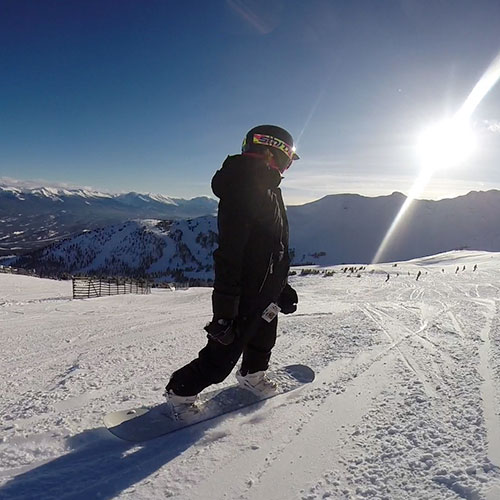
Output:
[1, 177, 499, 206]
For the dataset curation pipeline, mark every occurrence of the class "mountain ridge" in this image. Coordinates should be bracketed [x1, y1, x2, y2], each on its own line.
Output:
[0, 183, 218, 256]
[4, 188, 500, 282]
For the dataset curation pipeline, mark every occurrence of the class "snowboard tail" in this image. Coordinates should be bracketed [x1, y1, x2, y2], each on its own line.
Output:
[104, 364, 314, 442]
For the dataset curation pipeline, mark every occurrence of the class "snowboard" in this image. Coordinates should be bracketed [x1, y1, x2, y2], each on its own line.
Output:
[104, 364, 314, 442]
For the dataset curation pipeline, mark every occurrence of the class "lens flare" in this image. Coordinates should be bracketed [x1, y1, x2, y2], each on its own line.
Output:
[372, 49, 500, 264]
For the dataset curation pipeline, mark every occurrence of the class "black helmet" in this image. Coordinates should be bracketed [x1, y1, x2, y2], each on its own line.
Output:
[242, 125, 299, 172]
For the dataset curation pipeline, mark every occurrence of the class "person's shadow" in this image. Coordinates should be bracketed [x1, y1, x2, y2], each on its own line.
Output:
[0, 421, 207, 500]
[0, 366, 313, 499]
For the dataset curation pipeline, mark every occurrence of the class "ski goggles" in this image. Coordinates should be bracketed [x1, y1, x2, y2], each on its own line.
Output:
[251, 133, 300, 166]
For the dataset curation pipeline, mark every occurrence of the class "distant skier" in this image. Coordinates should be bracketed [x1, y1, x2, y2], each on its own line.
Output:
[416, 270, 422, 281]
[164, 125, 299, 416]
[473, 264, 478, 272]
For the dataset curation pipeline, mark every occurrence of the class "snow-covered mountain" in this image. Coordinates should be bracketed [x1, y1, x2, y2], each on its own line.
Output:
[0, 183, 218, 256]
[287, 189, 500, 264]
[10, 217, 218, 283]
[6, 189, 500, 280]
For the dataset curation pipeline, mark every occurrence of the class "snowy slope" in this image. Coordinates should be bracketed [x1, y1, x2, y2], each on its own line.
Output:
[1, 251, 500, 499]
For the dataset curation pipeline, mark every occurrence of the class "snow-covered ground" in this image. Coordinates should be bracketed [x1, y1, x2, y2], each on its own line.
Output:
[1, 250, 500, 499]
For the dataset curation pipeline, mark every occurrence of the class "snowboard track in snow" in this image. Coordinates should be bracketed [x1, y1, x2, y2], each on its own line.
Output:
[2, 253, 500, 499]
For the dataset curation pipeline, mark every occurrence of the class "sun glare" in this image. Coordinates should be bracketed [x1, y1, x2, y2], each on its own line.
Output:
[416, 118, 476, 169]
[370, 49, 500, 265]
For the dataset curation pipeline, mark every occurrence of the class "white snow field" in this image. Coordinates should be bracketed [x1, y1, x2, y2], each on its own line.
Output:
[1, 250, 500, 500]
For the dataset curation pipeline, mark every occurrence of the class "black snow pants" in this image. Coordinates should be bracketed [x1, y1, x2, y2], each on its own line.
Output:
[166, 312, 277, 397]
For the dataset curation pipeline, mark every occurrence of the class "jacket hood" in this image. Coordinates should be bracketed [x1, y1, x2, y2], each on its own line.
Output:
[211, 154, 282, 199]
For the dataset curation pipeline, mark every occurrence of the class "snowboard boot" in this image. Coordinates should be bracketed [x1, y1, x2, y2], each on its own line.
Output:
[236, 369, 278, 396]
[164, 390, 199, 420]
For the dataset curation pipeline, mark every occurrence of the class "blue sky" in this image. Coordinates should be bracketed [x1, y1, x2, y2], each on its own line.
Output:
[1, 0, 500, 204]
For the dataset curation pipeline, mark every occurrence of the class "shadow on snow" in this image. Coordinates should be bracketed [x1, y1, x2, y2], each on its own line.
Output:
[0, 414, 229, 500]
[0, 365, 314, 499]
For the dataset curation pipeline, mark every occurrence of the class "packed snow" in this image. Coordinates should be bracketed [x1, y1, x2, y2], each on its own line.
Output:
[1, 250, 500, 499]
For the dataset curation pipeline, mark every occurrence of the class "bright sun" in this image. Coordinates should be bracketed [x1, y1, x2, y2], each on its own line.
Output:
[416, 118, 476, 169]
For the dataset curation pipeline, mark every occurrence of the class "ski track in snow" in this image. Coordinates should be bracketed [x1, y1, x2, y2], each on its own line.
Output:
[1, 252, 500, 499]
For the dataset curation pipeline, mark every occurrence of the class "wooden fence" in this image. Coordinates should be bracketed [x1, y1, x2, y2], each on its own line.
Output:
[72, 277, 151, 299]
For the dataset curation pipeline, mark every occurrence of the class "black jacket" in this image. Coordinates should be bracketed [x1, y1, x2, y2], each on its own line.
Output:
[211, 154, 290, 319]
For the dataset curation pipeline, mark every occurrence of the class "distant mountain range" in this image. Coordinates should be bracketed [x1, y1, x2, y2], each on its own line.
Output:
[286, 189, 500, 265]
[4, 186, 500, 282]
[0, 184, 217, 256]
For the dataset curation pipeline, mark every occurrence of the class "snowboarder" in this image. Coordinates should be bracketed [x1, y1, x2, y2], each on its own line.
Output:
[164, 125, 300, 416]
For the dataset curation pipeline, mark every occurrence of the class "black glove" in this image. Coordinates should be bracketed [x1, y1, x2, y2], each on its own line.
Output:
[204, 318, 238, 345]
[278, 284, 298, 314]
